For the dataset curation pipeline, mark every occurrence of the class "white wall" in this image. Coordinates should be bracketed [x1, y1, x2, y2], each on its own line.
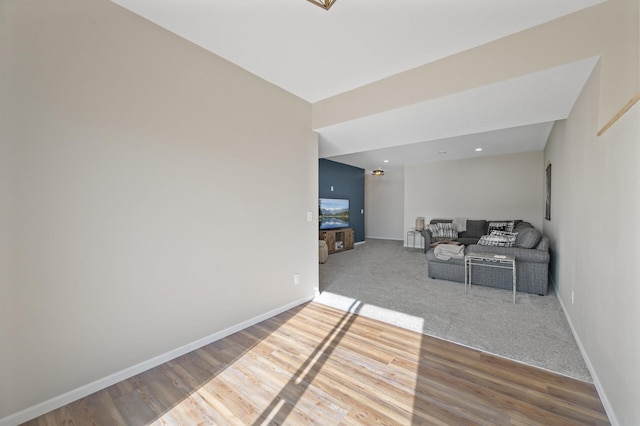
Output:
[404, 151, 544, 233]
[366, 151, 544, 245]
[364, 170, 404, 240]
[544, 63, 640, 425]
[2, 0, 317, 421]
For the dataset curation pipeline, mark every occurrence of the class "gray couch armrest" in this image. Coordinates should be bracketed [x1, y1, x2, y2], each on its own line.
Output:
[421, 229, 433, 244]
[467, 244, 550, 264]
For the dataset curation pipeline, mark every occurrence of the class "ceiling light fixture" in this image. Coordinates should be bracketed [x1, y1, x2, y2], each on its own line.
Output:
[307, 0, 337, 10]
[475, 148, 483, 152]
[372, 169, 384, 176]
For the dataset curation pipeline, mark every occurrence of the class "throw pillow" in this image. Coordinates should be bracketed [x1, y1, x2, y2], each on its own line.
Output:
[488, 221, 515, 233]
[515, 228, 542, 248]
[427, 222, 458, 240]
[478, 231, 517, 247]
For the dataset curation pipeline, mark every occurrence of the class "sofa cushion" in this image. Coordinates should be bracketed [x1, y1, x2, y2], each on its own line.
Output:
[458, 220, 487, 239]
[515, 228, 542, 248]
[478, 231, 517, 247]
[426, 248, 465, 266]
[457, 237, 480, 246]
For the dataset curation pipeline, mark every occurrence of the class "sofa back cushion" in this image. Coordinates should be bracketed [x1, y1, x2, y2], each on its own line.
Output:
[458, 220, 487, 239]
[535, 235, 549, 251]
[515, 227, 543, 248]
[514, 221, 533, 232]
[429, 219, 453, 224]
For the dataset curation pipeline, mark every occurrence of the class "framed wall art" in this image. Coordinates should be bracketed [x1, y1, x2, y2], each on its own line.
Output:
[545, 163, 551, 220]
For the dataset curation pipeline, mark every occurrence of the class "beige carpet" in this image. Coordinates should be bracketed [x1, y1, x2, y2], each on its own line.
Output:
[316, 239, 592, 382]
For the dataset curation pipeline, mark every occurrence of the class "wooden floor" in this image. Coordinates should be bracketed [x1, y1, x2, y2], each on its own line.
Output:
[24, 302, 609, 425]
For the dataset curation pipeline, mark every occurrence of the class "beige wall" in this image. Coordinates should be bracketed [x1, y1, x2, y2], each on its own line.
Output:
[544, 65, 640, 424]
[364, 170, 404, 241]
[2, 0, 317, 420]
[404, 151, 544, 233]
[0, 2, 16, 416]
[543, 2, 639, 424]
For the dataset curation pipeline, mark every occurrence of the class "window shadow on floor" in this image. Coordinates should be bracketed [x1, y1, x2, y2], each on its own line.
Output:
[250, 300, 361, 425]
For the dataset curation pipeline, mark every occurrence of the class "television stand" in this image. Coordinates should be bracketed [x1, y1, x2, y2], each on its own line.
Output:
[319, 228, 354, 254]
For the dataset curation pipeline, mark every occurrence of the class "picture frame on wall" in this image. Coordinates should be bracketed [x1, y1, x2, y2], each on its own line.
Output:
[545, 163, 551, 220]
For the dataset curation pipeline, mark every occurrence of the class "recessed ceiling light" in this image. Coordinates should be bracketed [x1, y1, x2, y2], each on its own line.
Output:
[438, 150, 447, 154]
[383, 160, 389, 163]
[475, 148, 483, 152]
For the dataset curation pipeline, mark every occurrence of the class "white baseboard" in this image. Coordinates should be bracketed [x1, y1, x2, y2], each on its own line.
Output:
[553, 279, 618, 425]
[365, 236, 403, 241]
[364, 236, 420, 248]
[0, 294, 315, 426]
[404, 242, 425, 248]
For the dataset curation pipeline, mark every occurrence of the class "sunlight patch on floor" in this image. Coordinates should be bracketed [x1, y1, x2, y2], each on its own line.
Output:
[314, 291, 426, 333]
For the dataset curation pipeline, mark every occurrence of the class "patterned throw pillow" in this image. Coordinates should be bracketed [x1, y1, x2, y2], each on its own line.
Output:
[478, 230, 517, 247]
[488, 221, 515, 233]
[427, 223, 458, 240]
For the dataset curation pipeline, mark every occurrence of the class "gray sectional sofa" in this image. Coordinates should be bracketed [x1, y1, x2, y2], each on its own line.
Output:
[421, 219, 550, 295]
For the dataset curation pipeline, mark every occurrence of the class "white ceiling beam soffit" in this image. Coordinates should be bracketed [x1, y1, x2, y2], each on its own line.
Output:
[316, 56, 600, 159]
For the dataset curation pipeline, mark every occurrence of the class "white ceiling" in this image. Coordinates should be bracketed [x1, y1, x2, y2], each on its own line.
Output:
[111, 0, 603, 171]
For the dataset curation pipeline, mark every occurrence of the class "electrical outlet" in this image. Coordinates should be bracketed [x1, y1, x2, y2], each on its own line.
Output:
[571, 290, 575, 304]
[294, 274, 300, 285]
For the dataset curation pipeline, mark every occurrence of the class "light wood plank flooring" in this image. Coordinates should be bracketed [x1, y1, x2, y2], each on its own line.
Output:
[23, 302, 609, 425]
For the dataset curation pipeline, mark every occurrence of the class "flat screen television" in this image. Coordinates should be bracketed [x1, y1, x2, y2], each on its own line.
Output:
[319, 198, 350, 230]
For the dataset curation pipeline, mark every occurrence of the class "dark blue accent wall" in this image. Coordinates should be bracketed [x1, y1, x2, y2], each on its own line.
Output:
[319, 159, 365, 243]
